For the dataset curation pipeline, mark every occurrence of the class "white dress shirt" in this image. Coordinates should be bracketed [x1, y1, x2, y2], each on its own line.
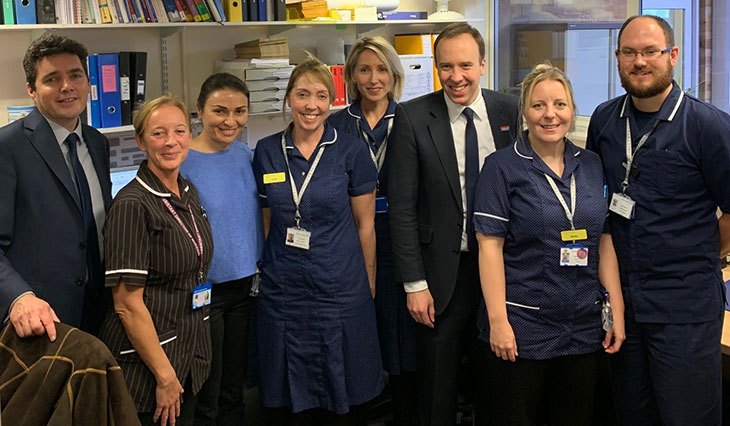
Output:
[404, 90, 496, 293]
[48, 116, 106, 258]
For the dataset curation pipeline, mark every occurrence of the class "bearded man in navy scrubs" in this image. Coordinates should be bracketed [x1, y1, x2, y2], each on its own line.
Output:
[586, 15, 730, 426]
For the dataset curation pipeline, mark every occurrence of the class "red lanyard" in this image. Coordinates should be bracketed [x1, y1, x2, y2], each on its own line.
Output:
[161, 198, 204, 284]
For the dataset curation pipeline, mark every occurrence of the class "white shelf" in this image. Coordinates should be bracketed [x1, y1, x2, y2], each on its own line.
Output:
[99, 125, 135, 135]
[0, 19, 477, 31]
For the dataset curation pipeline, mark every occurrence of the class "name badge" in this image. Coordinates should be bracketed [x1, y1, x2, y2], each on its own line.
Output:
[375, 196, 389, 214]
[263, 172, 286, 184]
[560, 244, 588, 267]
[609, 193, 635, 219]
[561, 229, 587, 242]
[192, 283, 212, 310]
[286, 227, 311, 250]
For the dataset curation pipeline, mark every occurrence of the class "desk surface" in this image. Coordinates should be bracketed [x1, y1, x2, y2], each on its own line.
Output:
[721, 266, 730, 355]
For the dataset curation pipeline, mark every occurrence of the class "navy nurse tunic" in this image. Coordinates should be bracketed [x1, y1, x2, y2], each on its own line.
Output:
[473, 131, 608, 359]
[328, 100, 418, 374]
[252, 123, 384, 414]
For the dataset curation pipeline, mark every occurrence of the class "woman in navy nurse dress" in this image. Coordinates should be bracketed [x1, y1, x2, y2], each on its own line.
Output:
[328, 36, 419, 425]
[474, 64, 626, 426]
[252, 56, 384, 425]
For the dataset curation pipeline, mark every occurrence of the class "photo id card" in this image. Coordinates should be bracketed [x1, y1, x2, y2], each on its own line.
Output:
[286, 227, 311, 250]
[559, 244, 588, 267]
[192, 283, 212, 310]
[609, 193, 635, 219]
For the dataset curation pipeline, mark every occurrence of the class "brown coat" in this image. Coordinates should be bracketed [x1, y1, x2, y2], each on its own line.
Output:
[0, 322, 140, 426]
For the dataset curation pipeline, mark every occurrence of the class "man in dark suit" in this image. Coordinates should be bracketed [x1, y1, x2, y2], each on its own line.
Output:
[0, 34, 111, 340]
[388, 23, 520, 426]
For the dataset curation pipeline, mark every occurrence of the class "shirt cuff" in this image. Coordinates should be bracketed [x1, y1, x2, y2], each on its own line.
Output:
[5, 290, 35, 323]
[403, 279, 428, 293]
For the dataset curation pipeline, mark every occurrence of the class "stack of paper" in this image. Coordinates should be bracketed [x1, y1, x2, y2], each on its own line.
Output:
[235, 37, 290, 60]
[288, 0, 328, 19]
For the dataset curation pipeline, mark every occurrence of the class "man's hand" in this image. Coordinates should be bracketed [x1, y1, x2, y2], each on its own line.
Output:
[407, 288, 435, 328]
[9, 294, 59, 341]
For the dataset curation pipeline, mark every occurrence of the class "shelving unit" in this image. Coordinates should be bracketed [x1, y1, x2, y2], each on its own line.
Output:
[0, 0, 486, 142]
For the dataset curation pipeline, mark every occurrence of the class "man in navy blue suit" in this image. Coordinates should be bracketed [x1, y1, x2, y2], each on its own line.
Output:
[0, 34, 111, 340]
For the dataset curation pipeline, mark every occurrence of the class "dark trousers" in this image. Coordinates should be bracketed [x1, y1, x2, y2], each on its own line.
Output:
[476, 341, 600, 426]
[194, 277, 254, 426]
[610, 309, 723, 426]
[265, 404, 370, 426]
[415, 252, 480, 426]
[139, 377, 197, 426]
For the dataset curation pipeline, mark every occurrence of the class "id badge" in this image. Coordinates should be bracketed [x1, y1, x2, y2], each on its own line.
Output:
[602, 300, 614, 331]
[559, 244, 588, 267]
[192, 283, 212, 310]
[375, 196, 389, 214]
[285, 227, 311, 250]
[609, 193, 635, 219]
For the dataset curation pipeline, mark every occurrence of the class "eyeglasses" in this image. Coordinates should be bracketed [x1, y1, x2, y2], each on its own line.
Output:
[617, 46, 672, 61]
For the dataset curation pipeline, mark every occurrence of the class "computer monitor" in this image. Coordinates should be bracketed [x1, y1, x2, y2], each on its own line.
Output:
[110, 166, 139, 198]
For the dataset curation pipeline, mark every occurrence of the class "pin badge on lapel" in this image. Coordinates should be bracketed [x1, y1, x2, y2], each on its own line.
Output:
[500, 125, 510, 132]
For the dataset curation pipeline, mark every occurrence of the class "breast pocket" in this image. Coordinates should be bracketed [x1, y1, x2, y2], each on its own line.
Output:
[637, 149, 680, 199]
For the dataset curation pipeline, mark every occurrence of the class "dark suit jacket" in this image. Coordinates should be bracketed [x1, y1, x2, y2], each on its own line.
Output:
[388, 89, 520, 315]
[0, 108, 111, 328]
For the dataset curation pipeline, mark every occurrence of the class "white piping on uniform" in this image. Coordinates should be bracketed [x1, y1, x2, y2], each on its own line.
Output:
[506, 301, 540, 310]
[105, 268, 149, 275]
[474, 212, 509, 222]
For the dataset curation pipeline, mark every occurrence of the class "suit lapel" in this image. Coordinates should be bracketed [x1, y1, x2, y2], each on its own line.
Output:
[25, 109, 82, 212]
[427, 92, 462, 209]
[483, 89, 515, 150]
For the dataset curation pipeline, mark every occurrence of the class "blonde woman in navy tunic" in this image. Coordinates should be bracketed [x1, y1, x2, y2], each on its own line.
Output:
[474, 64, 626, 426]
[327, 36, 418, 425]
[252, 56, 383, 425]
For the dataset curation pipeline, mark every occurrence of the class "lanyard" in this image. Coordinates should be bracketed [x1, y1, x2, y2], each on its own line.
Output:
[280, 131, 327, 229]
[544, 173, 577, 230]
[161, 198, 204, 284]
[358, 117, 393, 173]
[621, 91, 684, 193]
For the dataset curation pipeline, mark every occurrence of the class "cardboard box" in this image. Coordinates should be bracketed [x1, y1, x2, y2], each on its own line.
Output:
[399, 54, 434, 102]
[395, 33, 433, 55]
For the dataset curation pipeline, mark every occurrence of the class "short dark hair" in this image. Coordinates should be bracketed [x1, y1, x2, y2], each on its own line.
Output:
[196, 72, 250, 109]
[23, 33, 89, 91]
[433, 23, 485, 65]
[618, 15, 675, 48]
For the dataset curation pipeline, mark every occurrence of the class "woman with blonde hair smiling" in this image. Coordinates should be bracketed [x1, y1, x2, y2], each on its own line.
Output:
[328, 36, 417, 425]
[473, 64, 625, 425]
[253, 55, 383, 425]
[100, 95, 214, 426]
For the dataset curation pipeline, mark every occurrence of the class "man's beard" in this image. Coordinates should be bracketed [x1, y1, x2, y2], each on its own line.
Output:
[620, 63, 673, 98]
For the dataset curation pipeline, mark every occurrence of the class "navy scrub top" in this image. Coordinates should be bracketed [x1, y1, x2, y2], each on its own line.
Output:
[473, 131, 608, 360]
[587, 82, 730, 323]
[328, 99, 397, 196]
[252, 123, 384, 413]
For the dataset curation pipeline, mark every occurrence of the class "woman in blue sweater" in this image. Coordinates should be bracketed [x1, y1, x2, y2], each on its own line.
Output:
[180, 73, 263, 426]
